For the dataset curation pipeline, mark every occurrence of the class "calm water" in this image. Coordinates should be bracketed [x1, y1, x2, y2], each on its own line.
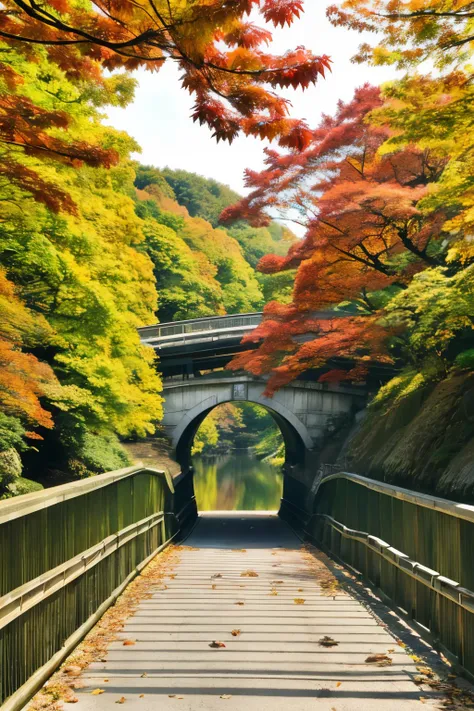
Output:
[193, 452, 283, 511]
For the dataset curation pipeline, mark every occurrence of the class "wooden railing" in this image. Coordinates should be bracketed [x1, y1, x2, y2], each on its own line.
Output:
[308, 472, 474, 679]
[0, 465, 191, 709]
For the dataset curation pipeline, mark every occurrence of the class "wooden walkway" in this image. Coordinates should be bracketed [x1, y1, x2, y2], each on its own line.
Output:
[74, 513, 438, 711]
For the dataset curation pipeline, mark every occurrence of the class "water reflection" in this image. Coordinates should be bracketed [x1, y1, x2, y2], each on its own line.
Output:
[193, 452, 283, 511]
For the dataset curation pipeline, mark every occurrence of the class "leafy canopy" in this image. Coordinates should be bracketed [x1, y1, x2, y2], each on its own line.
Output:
[0, 0, 330, 148]
[223, 83, 474, 393]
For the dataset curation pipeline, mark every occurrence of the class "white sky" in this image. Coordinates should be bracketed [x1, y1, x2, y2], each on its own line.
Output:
[106, 1, 399, 197]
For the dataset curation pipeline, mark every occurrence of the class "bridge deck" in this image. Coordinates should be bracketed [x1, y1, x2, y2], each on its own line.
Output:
[73, 514, 433, 711]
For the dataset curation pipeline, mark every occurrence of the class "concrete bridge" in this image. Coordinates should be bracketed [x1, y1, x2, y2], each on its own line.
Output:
[161, 374, 366, 469]
[138, 312, 370, 471]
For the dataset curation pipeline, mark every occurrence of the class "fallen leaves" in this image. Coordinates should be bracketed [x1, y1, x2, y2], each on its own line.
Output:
[269, 588, 278, 596]
[365, 653, 392, 667]
[64, 666, 82, 676]
[294, 598, 305, 604]
[211, 584, 217, 590]
[231, 629, 241, 637]
[25, 545, 181, 711]
[240, 570, 258, 577]
[220, 694, 232, 699]
[235, 601, 245, 606]
[122, 640, 136, 646]
[336, 682, 342, 688]
[319, 636, 339, 647]
[91, 689, 105, 695]
[212, 573, 223, 579]
[115, 697, 126, 704]
[209, 641, 226, 648]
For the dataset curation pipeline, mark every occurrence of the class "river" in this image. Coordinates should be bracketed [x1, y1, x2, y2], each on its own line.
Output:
[193, 451, 283, 511]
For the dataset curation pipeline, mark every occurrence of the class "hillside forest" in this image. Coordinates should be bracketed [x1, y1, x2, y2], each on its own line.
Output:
[0, 0, 473, 498]
[0, 48, 291, 494]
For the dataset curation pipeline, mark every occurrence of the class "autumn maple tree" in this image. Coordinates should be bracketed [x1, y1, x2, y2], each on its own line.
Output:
[0, 269, 56, 439]
[0, 0, 330, 149]
[222, 83, 472, 392]
[327, 0, 474, 68]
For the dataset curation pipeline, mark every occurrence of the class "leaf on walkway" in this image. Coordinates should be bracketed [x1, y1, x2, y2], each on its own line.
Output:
[140, 673, 148, 678]
[212, 573, 223, 579]
[235, 601, 245, 606]
[66, 698, 79, 703]
[115, 697, 126, 704]
[231, 629, 241, 636]
[232, 549, 247, 552]
[319, 636, 339, 647]
[298, 588, 304, 592]
[209, 641, 226, 648]
[139, 694, 145, 698]
[269, 589, 278, 596]
[64, 665, 82, 676]
[336, 682, 342, 688]
[294, 598, 305, 604]
[240, 570, 258, 577]
[212, 584, 217, 589]
[365, 653, 392, 666]
[271, 580, 284, 584]
[122, 640, 135, 646]
[91, 689, 105, 695]
[416, 666, 435, 677]
[220, 694, 232, 699]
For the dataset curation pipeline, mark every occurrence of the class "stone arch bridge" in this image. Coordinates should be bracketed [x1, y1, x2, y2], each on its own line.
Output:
[138, 313, 370, 480]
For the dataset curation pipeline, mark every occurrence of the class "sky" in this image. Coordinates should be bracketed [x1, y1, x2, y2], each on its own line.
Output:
[106, 1, 399, 197]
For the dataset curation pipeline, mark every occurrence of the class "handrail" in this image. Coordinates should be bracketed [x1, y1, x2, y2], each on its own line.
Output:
[138, 313, 263, 341]
[0, 464, 174, 525]
[0, 511, 175, 630]
[318, 471, 474, 524]
[0, 465, 192, 709]
[144, 324, 258, 347]
[139, 311, 263, 333]
[312, 513, 474, 614]
[304, 468, 474, 679]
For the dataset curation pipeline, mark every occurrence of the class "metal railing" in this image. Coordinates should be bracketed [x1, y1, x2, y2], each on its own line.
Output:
[0, 465, 185, 709]
[308, 471, 474, 678]
[138, 313, 263, 344]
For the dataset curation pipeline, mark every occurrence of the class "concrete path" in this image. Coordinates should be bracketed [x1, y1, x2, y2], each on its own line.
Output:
[75, 513, 435, 711]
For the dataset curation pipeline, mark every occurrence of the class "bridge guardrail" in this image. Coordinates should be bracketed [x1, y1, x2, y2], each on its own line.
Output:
[0, 465, 190, 709]
[307, 471, 474, 679]
[138, 313, 263, 343]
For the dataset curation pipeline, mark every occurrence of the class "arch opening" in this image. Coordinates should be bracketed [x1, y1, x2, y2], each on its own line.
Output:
[175, 399, 307, 472]
[191, 402, 284, 512]
[175, 398, 307, 513]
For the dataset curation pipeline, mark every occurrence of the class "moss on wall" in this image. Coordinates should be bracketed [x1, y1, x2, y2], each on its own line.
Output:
[343, 372, 474, 501]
